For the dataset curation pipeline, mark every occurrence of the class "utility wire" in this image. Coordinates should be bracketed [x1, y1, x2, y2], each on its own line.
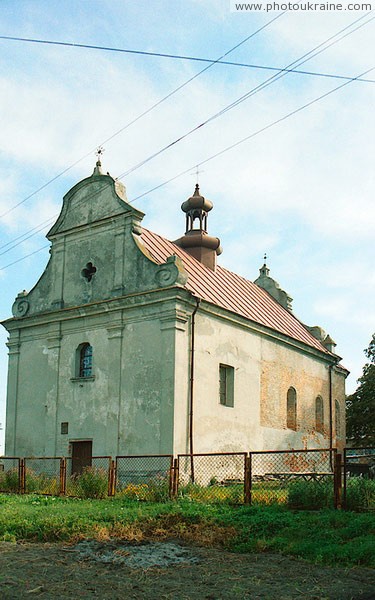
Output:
[0, 244, 50, 270]
[1, 32, 374, 83]
[2, 10, 372, 260]
[1, 9, 372, 223]
[1, 11, 373, 263]
[0, 13, 285, 221]
[0, 216, 56, 251]
[131, 65, 374, 202]
[117, 11, 375, 179]
[2, 63, 372, 271]
[0, 217, 56, 256]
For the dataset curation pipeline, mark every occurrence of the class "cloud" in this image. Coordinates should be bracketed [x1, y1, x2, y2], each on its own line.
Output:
[0, 1, 374, 438]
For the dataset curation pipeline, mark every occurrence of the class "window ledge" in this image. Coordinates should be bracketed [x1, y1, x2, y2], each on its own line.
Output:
[70, 376, 95, 382]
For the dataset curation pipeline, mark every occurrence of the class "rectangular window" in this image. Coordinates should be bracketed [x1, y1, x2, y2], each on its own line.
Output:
[219, 364, 234, 407]
[61, 422, 69, 435]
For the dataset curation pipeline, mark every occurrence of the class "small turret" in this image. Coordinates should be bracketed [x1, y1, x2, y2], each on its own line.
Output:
[174, 184, 222, 271]
[254, 256, 293, 311]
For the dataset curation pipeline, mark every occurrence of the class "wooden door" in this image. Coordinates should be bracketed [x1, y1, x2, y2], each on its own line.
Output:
[71, 441, 92, 475]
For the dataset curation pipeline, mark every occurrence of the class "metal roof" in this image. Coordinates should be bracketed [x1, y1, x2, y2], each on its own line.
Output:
[140, 228, 331, 356]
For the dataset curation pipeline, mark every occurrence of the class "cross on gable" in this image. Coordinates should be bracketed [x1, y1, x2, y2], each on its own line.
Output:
[191, 164, 204, 184]
[96, 146, 105, 161]
[82, 262, 97, 282]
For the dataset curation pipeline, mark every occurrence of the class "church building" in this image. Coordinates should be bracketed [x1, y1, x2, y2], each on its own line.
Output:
[2, 160, 347, 465]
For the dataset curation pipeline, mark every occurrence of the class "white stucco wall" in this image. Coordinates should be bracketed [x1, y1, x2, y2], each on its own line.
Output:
[187, 307, 346, 454]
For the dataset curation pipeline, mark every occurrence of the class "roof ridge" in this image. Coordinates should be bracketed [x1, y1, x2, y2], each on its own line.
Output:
[140, 227, 333, 357]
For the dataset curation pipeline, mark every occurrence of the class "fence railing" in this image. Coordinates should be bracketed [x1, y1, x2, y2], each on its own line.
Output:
[343, 447, 375, 510]
[116, 455, 173, 501]
[24, 457, 62, 495]
[0, 457, 21, 493]
[177, 453, 247, 504]
[0, 448, 373, 510]
[249, 449, 338, 508]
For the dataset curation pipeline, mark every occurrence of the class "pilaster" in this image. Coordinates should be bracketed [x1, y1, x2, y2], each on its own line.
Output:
[46, 322, 62, 456]
[107, 319, 124, 455]
[50, 239, 66, 309]
[5, 330, 21, 455]
[158, 309, 188, 453]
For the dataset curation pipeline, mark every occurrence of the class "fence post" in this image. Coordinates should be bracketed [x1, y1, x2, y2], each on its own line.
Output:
[108, 459, 116, 497]
[334, 452, 342, 509]
[168, 458, 174, 499]
[342, 448, 347, 510]
[19, 458, 26, 494]
[244, 454, 251, 505]
[172, 457, 179, 498]
[59, 458, 67, 496]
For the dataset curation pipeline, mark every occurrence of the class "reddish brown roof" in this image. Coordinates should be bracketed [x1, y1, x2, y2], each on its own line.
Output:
[140, 228, 330, 355]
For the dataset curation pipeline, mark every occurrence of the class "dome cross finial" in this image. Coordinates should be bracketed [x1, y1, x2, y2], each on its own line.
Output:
[192, 164, 204, 187]
[92, 147, 105, 176]
[95, 146, 105, 164]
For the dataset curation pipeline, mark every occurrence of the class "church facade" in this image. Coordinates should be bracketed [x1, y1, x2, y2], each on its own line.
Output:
[2, 162, 347, 464]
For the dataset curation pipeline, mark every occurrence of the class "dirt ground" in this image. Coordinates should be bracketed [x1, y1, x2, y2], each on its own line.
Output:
[1, 540, 374, 600]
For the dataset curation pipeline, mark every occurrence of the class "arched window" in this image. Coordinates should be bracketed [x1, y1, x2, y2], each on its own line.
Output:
[287, 387, 297, 430]
[315, 396, 324, 434]
[77, 343, 93, 378]
[335, 400, 341, 436]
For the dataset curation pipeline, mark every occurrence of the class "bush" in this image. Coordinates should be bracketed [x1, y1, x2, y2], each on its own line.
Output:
[251, 483, 288, 505]
[345, 478, 375, 511]
[118, 477, 170, 502]
[179, 482, 243, 504]
[287, 480, 334, 509]
[0, 468, 20, 493]
[25, 470, 59, 495]
[70, 467, 108, 499]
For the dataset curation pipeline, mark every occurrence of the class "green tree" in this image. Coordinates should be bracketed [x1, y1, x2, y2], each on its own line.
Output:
[346, 334, 375, 446]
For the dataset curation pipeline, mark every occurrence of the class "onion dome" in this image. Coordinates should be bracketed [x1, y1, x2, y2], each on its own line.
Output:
[174, 184, 222, 271]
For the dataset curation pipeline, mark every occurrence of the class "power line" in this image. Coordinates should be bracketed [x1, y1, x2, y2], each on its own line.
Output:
[117, 12, 375, 179]
[1, 12, 372, 261]
[1, 33, 374, 84]
[2, 62, 372, 272]
[1, 10, 373, 224]
[0, 216, 56, 252]
[0, 244, 50, 270]
[0, 13, 284, 221]
[3, 6, 371, 265]
[0, 217, 55, 256]
[130, 65, 374, 203]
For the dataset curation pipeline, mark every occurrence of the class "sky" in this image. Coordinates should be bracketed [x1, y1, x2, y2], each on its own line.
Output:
[0, 0, 374, 454]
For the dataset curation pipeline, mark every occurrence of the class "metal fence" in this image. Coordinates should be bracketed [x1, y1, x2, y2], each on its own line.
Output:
[65, 456, 113, 498]
[343, 447, 375, 510]
[0, 448, 373, 509]
[116, 455, 173, 501]
[249, 449, 337, 508]
[24, 457, 62, 495]
[176, 453, 247, 504]
[0, 457, 21, 493]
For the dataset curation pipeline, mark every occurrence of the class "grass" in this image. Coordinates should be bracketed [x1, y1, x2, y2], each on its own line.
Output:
[0, 493, 374, 568]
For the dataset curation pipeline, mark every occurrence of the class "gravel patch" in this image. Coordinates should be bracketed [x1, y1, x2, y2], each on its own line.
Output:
[71, 539, 201, 568]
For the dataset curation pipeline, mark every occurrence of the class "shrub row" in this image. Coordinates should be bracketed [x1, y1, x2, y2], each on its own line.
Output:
[1, 467, 374, 510]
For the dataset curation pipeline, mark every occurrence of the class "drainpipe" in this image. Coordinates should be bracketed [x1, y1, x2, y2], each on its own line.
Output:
[329, 363, 334, 471]
[189, 297, 201, 483]
[329, 364, 333, 449]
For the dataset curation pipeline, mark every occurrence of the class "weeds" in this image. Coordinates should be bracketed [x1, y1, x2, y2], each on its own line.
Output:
[67, 467, 108, 499]
[345, 477, 375, 511]
[178, 483, 244, 504]
[117, 477, 170, 502]
[0, 494, 373, 567]
[287, 480, 334, 509]
[0, 468, 20, 493]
